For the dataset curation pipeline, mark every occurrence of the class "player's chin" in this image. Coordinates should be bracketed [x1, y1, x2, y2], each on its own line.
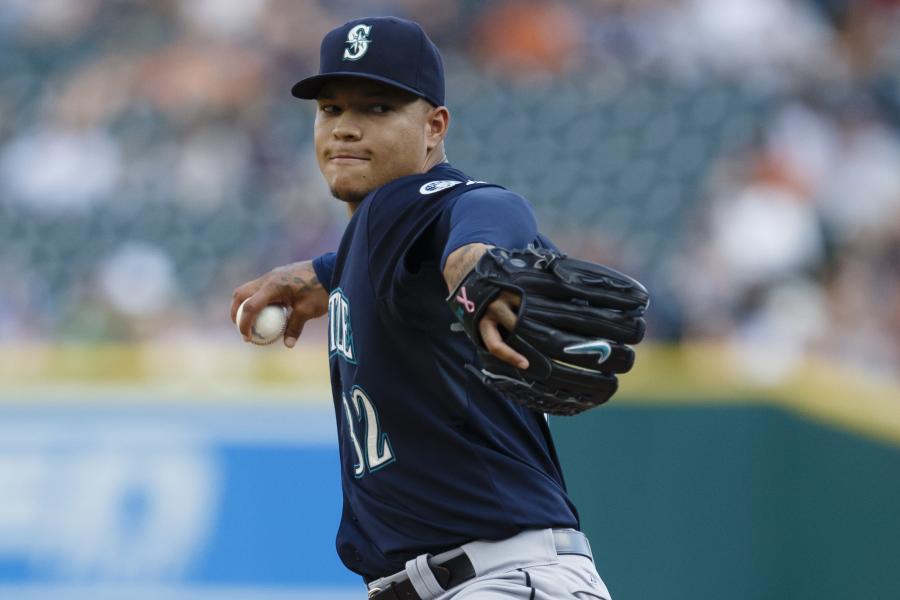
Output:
[327, 172, 375, 204]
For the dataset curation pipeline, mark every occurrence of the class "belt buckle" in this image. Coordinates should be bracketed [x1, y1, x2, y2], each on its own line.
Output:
[367, 587, 382, 599]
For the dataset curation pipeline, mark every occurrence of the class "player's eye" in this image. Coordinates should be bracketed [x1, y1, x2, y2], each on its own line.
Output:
[320, 104, 340, 114]
[371, 104, 392, 114]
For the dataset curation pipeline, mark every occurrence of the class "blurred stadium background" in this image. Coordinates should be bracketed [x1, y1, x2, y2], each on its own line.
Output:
[2, 1, 900, 599]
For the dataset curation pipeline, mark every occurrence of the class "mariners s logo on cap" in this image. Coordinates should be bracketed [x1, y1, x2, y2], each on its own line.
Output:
[292, 16, 446, 107]
[343, 24, 372, 61]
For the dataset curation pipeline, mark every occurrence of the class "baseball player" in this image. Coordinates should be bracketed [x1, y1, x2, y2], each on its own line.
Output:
[231, 17, 648, 600]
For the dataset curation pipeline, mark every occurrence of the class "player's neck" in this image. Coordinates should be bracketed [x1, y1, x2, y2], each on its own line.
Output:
[423, 144, 448, 172]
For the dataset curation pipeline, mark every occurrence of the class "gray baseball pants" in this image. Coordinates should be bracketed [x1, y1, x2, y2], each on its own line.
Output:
[366, 529, 611, 600]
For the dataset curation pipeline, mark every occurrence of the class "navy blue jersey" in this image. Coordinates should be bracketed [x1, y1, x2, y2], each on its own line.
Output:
[312, 163, 578, 580]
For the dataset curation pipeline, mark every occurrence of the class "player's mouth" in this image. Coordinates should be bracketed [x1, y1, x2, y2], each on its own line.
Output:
[329, 154, 370, 165]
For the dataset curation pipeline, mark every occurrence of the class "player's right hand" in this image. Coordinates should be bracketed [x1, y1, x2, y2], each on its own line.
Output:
[230, 260, 328, 348]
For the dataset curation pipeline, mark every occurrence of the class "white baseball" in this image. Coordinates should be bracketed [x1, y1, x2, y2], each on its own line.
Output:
[236, 300, 287, 345]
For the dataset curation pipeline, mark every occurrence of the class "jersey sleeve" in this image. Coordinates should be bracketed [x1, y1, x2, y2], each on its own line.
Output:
[312, 252, 337, 292]
[439, 187, 540, 271]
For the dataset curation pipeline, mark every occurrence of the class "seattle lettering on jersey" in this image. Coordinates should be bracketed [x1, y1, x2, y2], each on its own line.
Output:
[328, 288, 356, 363]
[329, 290, 396, 478]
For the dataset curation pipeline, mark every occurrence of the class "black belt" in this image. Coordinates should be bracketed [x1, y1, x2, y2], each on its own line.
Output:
[367, 530, 593, 600]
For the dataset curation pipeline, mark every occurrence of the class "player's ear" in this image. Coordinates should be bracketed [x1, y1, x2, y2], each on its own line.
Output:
[424, 105, 450, 150]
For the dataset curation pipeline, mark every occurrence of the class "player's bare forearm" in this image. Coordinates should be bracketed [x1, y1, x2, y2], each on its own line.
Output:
[272, 262, 323, 296]
[443, 243, 529, 370]
[443, 243, 491, 292]
[231, 260, 329, 348]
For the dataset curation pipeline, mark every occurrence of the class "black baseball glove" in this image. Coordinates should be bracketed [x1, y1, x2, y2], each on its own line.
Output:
[447, 247, 649, 415]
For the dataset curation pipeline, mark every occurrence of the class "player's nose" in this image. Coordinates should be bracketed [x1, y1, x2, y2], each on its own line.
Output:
[332, 117, 363, 141]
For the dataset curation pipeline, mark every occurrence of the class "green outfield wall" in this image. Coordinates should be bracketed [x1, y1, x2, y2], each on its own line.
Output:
[552, 402, 900, 600]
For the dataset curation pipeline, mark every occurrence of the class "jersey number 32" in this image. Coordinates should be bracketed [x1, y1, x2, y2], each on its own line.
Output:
[341, 387, 395, 478]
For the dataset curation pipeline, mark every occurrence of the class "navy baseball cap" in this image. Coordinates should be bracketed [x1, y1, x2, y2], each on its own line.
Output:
[291, 16, 445, 107]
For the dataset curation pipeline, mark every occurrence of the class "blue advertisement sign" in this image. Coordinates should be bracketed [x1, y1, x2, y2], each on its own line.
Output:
[0, 397, 360, 599]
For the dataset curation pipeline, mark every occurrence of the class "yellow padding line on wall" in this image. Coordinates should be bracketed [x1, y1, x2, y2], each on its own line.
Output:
[1, 343, 899, 447]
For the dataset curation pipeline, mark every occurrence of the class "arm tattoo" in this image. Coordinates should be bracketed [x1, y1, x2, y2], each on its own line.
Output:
[277, 263, 322, 293]
[444, 243, 490, 292]
[290, 274, 320, 293]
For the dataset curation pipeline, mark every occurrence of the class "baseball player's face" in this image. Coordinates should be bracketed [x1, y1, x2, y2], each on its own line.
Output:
[314, 79, 441, 204]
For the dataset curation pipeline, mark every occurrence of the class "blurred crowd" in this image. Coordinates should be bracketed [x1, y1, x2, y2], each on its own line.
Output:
[1, 0, 899, 382]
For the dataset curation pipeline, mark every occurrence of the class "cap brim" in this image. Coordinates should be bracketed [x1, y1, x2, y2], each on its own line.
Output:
[291, 72, 435, 105]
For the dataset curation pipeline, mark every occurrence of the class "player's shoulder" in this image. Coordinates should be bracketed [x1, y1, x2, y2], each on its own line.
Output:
[412, 166, 533, 208]
[409, 167, 537, 223]
[365, 164, 496, 223]
[366, 164, 538, 234]
[375, 163, 476, 200]
[453, 184, 529, 205]
[449, 183, 536, 221]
